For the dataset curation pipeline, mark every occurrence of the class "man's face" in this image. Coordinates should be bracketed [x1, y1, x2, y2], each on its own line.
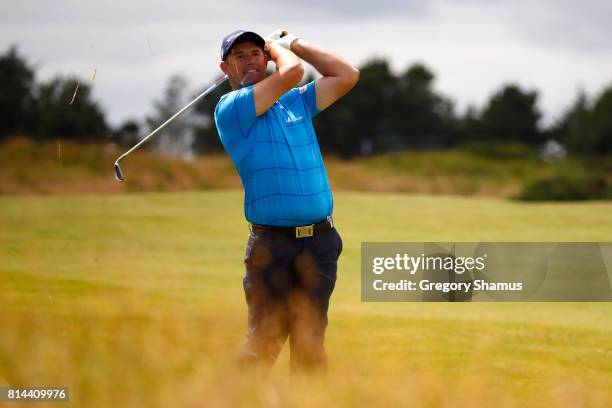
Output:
[221, 40, 268, 89]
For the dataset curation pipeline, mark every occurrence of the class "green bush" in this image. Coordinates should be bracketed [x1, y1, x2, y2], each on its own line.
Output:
[519, 172, 610, 201]
[461, 141, 536, 160]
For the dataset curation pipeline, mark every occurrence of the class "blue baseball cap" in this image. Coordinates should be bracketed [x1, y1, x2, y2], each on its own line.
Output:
[220, 30, 265, 60]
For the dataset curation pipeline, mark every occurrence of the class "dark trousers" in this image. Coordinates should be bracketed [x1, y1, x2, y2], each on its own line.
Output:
[241, 226, 343, 371]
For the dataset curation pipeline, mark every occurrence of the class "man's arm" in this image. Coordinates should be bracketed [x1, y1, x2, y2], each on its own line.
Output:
[290, 39, 360, 111]
[252, 42, 304, 116]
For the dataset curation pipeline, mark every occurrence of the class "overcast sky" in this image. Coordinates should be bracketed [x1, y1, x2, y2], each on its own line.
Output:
[2, 0, 611, 127]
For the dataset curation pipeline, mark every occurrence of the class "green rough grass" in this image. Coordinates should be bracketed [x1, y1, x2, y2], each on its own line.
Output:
[6, 137, 610, 199]
[1, 191, 611, 407]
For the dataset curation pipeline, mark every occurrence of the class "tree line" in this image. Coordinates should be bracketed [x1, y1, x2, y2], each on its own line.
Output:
[1, 46, 611, 158]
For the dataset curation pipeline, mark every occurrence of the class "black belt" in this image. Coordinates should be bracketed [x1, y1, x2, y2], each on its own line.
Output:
[250, 216, 335, 238]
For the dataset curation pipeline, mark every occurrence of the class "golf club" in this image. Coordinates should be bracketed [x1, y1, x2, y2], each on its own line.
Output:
[114, 29, 287, 182]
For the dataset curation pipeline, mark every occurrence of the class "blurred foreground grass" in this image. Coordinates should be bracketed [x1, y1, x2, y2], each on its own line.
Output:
[1, 191, 612, 407]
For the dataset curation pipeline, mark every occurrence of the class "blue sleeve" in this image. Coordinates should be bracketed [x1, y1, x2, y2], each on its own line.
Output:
[214, 85, 257, 148]
[298, 81, 320, 118]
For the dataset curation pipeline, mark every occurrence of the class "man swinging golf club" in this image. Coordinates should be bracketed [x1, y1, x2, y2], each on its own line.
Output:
[214, 29, 359, 372]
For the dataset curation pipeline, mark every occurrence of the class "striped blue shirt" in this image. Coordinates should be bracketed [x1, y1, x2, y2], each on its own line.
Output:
[214, 81, 333, 227]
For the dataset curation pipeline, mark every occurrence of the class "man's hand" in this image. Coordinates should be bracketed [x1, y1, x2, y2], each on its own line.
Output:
[268, 29, 285, 41]
[269, 28, 298, 51]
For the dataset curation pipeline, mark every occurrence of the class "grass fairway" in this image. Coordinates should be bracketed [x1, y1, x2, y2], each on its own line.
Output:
[1, 190, 611, 407]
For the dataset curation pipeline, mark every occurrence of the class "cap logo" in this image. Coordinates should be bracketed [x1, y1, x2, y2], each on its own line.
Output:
[225, 32, 245, 43]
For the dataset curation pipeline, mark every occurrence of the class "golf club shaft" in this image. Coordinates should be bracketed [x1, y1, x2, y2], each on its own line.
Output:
[115, 74, 228, 164]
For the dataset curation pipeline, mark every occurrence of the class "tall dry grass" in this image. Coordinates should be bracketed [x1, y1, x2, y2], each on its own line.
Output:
[0, 137, 566, 198]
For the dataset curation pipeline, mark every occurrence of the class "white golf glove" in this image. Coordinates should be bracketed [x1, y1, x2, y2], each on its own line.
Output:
[269, 28, 298, 50]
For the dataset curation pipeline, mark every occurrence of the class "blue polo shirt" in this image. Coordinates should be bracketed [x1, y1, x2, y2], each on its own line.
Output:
[214, 81, 333, 227]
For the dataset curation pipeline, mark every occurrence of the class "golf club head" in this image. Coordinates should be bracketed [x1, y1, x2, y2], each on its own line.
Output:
[114, 162, 124, 182]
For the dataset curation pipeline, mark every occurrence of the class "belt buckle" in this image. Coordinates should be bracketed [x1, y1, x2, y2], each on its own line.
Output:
[295, 225, 314, 238]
